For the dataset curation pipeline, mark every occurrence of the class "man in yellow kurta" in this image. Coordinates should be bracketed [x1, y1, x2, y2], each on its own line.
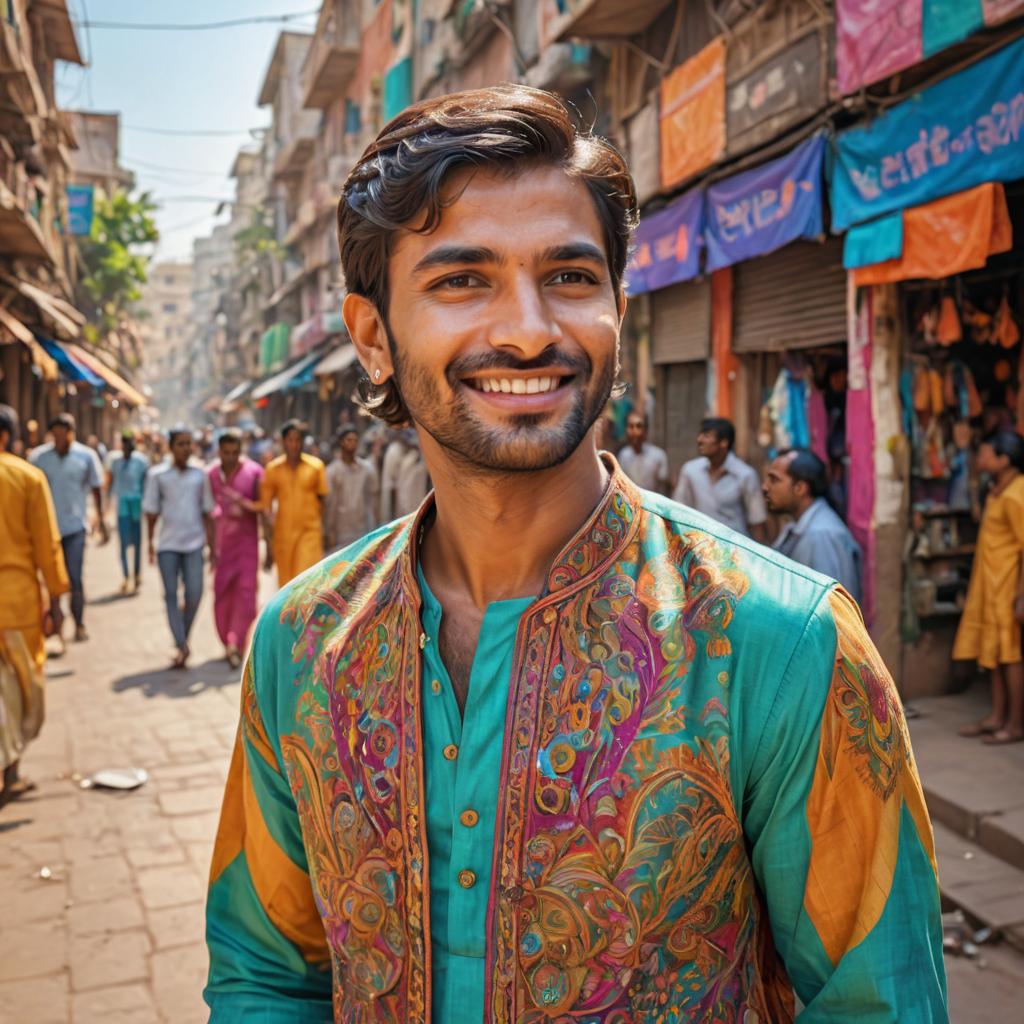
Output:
[261, 420, 328, 585]
[0, 404, 69, 805]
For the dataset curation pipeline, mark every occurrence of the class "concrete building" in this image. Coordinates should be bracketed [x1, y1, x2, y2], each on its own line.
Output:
[137, 261, 194, 425]
[65, 110, 134, 197]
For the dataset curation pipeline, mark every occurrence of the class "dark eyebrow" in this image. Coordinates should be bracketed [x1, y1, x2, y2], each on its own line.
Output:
[541, 243, 606, 265]
[411, 245, 503, 274]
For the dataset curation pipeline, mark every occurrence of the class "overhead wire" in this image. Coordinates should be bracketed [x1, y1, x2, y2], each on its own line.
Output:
[74, 10, 319, 31]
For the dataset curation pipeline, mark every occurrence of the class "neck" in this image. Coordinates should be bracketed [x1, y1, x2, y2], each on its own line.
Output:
[708, 449, 728, 469]
[631, 440, 644, 453]
[794, 494, 817, 519]
[996, 466, 1020, 491]
[341, 451, 356, 464]
[286, 453, 301, 466]
[420, 433, 608, 609]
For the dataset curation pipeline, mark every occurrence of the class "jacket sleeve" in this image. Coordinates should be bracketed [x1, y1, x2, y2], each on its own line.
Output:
[742, 587, 947, 1022]
[29, 471, 69, 597]
[204, 617, 333, 1022]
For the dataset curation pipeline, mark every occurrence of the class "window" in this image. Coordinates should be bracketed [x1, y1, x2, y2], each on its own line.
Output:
[162, 302, 177, 313]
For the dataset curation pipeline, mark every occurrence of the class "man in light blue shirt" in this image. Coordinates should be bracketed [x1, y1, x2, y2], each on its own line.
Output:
[143, 428, 216, 668]
[106, 430, 149, 594]
[764, 448, 863, 603]
[30, 413, 108, 642]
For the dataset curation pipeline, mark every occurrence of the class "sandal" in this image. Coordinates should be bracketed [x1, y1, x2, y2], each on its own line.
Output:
[982, 728, 1024, 745]
[0, 778, 37, 808]
[958, 719, 1001, 737]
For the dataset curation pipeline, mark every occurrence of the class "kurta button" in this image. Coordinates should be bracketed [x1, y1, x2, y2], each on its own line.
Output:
[458, 869, 477, 889]
[542, 608, 557, 624]
[443, 743, 459, 761]
[431, 679, 442, 695]
[459, 809, 479, 827]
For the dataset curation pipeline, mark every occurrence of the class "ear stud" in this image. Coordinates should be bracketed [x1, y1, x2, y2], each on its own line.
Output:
[374, 369, 382, 382]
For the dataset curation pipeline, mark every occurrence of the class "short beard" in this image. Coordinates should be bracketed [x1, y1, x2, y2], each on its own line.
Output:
[384, 320, 616, 474]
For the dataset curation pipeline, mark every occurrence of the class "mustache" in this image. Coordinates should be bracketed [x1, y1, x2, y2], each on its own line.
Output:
[446, 349, 591, 383]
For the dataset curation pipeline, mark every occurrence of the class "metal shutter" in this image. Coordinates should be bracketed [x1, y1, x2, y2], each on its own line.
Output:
[658, 361, 708, 482]
[733, 238, 846, 353]
[650, 279, 711, 365]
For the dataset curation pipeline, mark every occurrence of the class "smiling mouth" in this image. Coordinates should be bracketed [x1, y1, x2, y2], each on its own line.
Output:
[465, 375, 571, 395]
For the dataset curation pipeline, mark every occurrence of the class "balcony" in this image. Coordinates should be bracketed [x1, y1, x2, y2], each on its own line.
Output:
[539, 0, 673, 47]
[273, 135, 316, 182]
[302, 7, 360, 109]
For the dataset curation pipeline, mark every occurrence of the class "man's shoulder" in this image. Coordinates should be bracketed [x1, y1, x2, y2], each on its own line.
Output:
[265, 454, 285, 471]
[29, 443, 54, 464]
[301, 453, 325, 470]
[680, 455, 706, 475]
[0, 452, 46, 490]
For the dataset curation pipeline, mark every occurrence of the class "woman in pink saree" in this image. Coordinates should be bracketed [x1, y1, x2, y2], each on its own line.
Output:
[208, 431, 264, 667]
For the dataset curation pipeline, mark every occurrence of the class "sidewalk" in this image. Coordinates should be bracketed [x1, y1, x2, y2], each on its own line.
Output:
[0, 537, 272, 1023]
[3, 537, 1023, 1021]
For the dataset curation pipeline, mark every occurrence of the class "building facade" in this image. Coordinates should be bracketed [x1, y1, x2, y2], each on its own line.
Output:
[137, 261, 194, 425]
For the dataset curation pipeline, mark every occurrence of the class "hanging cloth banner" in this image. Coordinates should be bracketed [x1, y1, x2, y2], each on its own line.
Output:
[831, 34, 1024, 231]
[705, 134, 825, 272]
[624, 188, 704, 296]
[984, 0, 1024, 23]
[852, 181, 1012, 285]
[922, 0, 984, 56]
[835, 0, 922, 96]
[659, 37, 725, 189]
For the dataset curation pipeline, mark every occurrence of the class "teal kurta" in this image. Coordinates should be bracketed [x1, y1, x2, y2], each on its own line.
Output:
[204, 459, 947, 1023]
[417, 567, 534, 1023]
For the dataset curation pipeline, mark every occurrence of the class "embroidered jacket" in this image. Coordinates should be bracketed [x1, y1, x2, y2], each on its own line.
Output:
[205, 463, 947, 1023]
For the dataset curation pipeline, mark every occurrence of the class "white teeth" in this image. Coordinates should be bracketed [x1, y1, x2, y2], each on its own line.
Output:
[511, 379, 527, 394]
[500, 379, 512, 393]
[473, 376, 560, 394]
[526, 378, 540, 394]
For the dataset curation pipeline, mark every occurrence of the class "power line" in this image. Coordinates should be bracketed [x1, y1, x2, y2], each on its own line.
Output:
[75, 10, 319, 31]
[124, 125, 253, 137]
[126, 156, 231, 175]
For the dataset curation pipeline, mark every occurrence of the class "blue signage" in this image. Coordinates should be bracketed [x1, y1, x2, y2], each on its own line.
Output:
[831, 34, 1024, 231]
[705, 134, 825, 272]
[66, 184, 94, 236]
[624, 187, 704, 295]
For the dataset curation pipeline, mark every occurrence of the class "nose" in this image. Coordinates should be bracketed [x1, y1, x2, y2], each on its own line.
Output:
[487, 271, 562, 359]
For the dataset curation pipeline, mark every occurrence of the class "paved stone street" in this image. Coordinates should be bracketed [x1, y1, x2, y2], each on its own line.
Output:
[3, 536, 1024, 1022]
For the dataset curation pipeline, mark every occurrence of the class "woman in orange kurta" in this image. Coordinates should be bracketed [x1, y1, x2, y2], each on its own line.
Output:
[954, 432, 1024, 744]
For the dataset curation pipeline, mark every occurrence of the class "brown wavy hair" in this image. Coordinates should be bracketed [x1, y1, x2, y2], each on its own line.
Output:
[337, 85, 638, 426]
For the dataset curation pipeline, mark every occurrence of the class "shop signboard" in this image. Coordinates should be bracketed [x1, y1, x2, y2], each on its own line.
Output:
[830, 34, 1024, 230]
[659, 38, 726, 189]
[624, 188, 704, 296]
[66, 184, 94, 236]
[705, 134, 824, 272]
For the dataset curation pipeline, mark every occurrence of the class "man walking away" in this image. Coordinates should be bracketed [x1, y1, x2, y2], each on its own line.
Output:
[143, 429, 216, 669]
[0, 405, 68, 806]
[261, 420, 327, 585]
[30, 413, 108, 641]
[673, 417, 768, 542]
[324, 427, 379, 553]
[208, 429, 264, 668]
[617, 410, 669, 494]
[763, 448, 862, 602]
[106, 430, 149, 594]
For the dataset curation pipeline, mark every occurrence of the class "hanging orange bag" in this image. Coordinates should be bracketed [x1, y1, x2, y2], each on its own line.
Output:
[937, 295, 962, 346]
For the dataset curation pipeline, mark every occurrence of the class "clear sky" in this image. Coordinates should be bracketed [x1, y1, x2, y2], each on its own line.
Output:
[56, 1, 321, 262]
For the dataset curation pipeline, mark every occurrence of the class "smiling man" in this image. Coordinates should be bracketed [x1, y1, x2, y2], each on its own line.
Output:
[204, 87, 946, 1023]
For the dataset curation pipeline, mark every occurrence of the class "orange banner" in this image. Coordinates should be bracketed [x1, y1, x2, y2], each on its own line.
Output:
[853, 182, 1012, 285]
[660, 38, 726, 189]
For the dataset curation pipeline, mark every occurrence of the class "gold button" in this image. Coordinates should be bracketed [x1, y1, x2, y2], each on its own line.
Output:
[431, 679, 441, 695]
[459, 809, 479, 828]
[458, 869, 476, 889]
[543, 607, 557, 624]
[443, 743, 459, 761]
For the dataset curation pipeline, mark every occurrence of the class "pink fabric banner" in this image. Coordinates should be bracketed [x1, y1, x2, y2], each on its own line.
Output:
[836, 0, 923, 95]
[982, 0, 1024, 24]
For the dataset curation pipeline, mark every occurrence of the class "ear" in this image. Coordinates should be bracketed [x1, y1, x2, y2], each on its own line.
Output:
[616, 288, 627, 325]
[343, 293, 393, 383]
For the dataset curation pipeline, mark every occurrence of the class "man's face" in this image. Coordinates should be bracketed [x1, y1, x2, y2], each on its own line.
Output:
[378, 164, 624, 473]
[283, 429, 303, 459]
[122, 435, 134, 454]
[220, 440, 241, 471]
[696, 429, 727, 460]
[763, 454, 799, 515]
[340, 432, 359, 458]
[171, 434, 192, 466]
[625, 414, 646, 448]
[52, 425, 72, 455]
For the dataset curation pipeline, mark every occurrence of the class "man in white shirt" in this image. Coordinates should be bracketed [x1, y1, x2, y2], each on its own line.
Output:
[673, 417, 768, 542]
[617, 411, 669, 493]
[324, 427, 380, 552]
[143, 428, 216, 668]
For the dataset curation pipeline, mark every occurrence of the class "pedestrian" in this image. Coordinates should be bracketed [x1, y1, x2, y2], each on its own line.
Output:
[617, 410, 669, 493]
[673, 417, 768, 542]
[208, 429, 264, 669]
[30, 412, 108, 642]
[0, 405, 68, 807]
[143, 428, 216, 669]
[105, 429, 149, 594]
[954, 431, 1024, 744]
[323, 426, 379, 552]
[204, 86, 945, 1022]
[261, 419, 327, 585]
[762, 448, 862, 601]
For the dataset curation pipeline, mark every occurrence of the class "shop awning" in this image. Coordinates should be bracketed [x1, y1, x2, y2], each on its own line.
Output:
[37, 336, 104, 387]
[64, 343, 148, 407]
[291, 310, 346, 357]
[222, 379, 254, 404]
[314, 343, 358, 377]
[0, 312, 58, 380]
[851, 182, 1012, 286]
[251, 350, 324, 400]
[0, 271, 85, 338]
